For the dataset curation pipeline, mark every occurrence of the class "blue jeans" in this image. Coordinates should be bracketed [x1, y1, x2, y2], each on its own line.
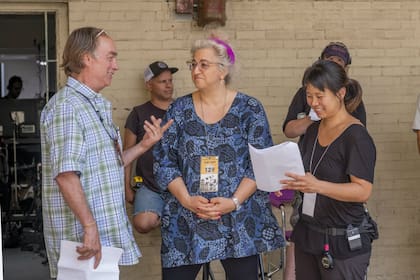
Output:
[133, 184, 163, 217]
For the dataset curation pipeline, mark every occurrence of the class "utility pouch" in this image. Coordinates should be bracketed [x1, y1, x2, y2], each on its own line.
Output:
[346, 225, 362, 251]
[366, 214, 379, 240]
[363, 204, 379, 241]
[131, 176, 144, 191]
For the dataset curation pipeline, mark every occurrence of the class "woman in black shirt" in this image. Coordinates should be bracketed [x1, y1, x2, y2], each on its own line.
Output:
[281, 60, 377, 280]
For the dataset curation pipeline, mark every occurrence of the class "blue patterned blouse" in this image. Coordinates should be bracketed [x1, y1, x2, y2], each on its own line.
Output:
[154, 92, 284, 268]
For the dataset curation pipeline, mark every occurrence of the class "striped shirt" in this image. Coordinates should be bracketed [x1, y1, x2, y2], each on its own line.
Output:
[41, 77, 141, 278]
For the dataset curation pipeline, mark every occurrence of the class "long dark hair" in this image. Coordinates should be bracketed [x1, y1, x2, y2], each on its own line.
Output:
[302, 60, 362, 113]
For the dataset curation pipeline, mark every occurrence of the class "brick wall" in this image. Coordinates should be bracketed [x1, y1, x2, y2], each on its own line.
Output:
[65, 1, 420, 279]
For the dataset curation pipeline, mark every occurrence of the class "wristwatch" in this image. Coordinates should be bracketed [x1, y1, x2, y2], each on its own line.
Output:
[297, 112, 307, 119]
[231, 196, 242, 211]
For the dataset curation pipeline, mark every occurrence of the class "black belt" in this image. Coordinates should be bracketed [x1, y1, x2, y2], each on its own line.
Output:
[305, 218, 373, 236]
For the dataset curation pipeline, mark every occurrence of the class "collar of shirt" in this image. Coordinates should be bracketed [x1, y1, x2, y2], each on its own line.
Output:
[66, 76, 104, 101]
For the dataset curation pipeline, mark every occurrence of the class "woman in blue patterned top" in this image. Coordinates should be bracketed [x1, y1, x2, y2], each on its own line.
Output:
[153, 36, 284, 280]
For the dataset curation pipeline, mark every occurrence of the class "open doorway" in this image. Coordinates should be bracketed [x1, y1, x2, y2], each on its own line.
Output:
[0, 13, 57, 99]
[0, 12, 57, 280]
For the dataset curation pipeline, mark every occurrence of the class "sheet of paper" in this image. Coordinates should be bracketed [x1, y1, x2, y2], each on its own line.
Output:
[309, 108, 321, 121]
[249, 142, 305, 192]
[302, 193, 317, 217]
[57, 240, 123, 280]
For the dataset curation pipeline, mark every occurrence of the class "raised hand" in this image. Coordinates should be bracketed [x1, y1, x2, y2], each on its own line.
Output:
[141, 115, 174, 149]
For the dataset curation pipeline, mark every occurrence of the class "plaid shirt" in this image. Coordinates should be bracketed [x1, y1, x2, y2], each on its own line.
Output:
[41, 77, 140, 278]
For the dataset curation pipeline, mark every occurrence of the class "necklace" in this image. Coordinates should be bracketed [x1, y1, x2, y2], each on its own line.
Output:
[199, 91, 228, 154]
[309, 132, 331, 176]
[66, 83, 124, 166]
[199, 91, 228, 123]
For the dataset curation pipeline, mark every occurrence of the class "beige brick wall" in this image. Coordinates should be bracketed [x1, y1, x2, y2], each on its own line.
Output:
[68, 1, 420, 279]
[4, 0, 417, 278]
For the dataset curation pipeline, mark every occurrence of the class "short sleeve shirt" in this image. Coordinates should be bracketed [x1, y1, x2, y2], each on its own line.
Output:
[125, 101, 166, 193]
[292, 122, 376, 259]
[41, 77, 141, 277]
[153, 93, 284, 268]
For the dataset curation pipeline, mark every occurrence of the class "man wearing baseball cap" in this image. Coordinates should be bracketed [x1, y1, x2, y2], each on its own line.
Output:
[281, 42, 366, 280]
[144, 61, 179, 83]
[124, 61, 178, 234]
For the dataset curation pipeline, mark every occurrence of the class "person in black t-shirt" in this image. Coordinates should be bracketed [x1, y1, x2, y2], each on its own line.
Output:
[124, 61, 178, 233]
[281, 42, 367, 280]
[283, 42, 366, 143]
[280, 60, 377, 280]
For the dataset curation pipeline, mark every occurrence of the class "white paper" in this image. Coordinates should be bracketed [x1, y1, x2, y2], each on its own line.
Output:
[249, 142, 305, 192]
[309, 108, 321, 121]
[57, 240, 123, 280]
[302, 193, 317, 217]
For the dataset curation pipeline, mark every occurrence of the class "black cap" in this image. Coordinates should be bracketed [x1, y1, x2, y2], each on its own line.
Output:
[320, 42, 352, 66]
[144, 61, 178, 82]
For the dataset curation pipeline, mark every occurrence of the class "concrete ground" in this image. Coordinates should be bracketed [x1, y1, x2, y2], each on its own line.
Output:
[2, 246, 286, 280]
[3, 247, 50, 280]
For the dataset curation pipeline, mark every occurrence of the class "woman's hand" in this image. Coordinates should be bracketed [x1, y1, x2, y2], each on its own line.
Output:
[195, 197, 238, 220]
[183, 195, 213, 215]
[280, 172, 321, 193]
[281, 172, 372, 202]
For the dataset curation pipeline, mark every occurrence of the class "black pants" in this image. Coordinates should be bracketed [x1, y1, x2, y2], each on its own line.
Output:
[295, 245, 371, 280]
[162, 255, 259, 280]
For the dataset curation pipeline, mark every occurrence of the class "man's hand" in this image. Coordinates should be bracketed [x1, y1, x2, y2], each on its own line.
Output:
[76, 223, 102, 269]
[141, 115, 174, 149]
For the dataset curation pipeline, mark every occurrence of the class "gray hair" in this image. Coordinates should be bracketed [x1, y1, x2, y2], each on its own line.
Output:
[191, 39, 235, 85]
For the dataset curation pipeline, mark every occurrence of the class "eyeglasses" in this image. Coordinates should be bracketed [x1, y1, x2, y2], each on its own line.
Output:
[95, 29, 107, 38]
[108, 125, 125, 166]
[186, 60, 224, 71]
[113, 136, 125, 167]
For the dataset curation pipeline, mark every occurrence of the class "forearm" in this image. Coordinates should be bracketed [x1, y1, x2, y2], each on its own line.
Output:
[316, 180, 372, 203]
[167, 177, 192, 208]
[122, 141, 150, 167]
[124, 163, 133, 190]
[232, 177, 257, 204]
[56, 171, 95, 226]
[284, 117, 313, 138]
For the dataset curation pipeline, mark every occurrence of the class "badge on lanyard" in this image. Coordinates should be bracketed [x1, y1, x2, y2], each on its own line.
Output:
[199, 156, 219, 192]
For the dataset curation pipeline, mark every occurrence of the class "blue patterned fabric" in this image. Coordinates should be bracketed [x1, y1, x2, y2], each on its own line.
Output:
[154, 92, 284, 268]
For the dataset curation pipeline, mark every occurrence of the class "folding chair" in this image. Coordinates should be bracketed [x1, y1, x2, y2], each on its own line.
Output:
[259, 190, 296, 280]
[202, 262, 215, 280]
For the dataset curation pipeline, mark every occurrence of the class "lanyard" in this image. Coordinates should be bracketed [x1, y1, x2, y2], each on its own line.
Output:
[66, 83, 124, 166]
